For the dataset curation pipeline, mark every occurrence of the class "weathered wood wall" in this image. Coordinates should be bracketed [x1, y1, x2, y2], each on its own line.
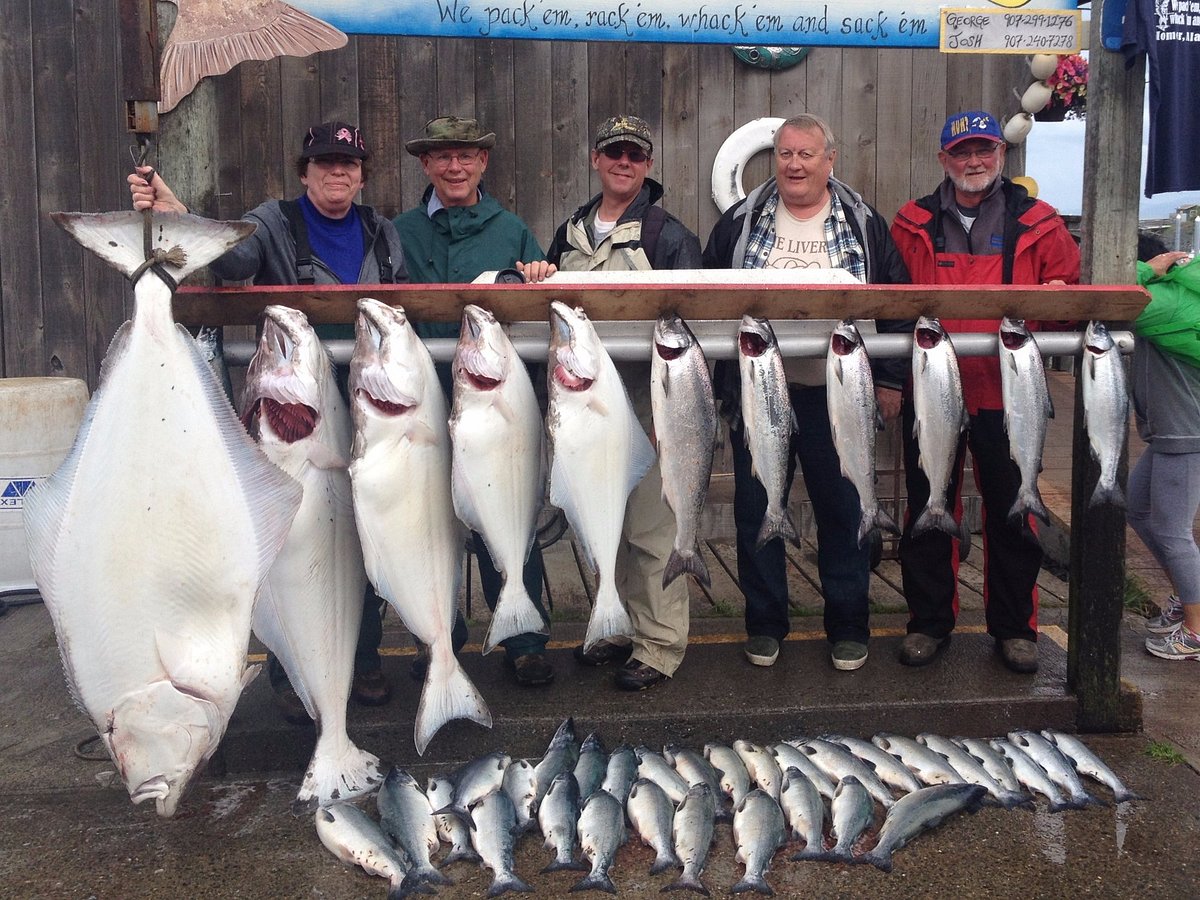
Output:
[0, 4, 1026, 389]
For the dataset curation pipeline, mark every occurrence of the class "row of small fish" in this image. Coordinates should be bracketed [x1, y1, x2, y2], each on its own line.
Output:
[315, 717, 1137, 896]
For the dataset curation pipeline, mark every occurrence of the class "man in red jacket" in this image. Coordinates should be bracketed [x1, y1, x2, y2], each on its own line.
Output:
[890, 110, 1080, 674]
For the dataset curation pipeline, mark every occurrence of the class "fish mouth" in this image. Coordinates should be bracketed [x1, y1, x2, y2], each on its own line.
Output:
[553, 363, 593, 392]
[999, 330, 1027, 351]
[354, 389, 413, 416]
[466, 371, 502, 390]
[243, 397, 318, 441]
[830, 331, 859, 356]
[655, 340, 687, 361]
[738, 330, 771, 357]
[915, 325, 944, 350]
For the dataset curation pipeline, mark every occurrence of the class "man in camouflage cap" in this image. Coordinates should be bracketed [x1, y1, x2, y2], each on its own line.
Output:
[545, 114, 702, 691]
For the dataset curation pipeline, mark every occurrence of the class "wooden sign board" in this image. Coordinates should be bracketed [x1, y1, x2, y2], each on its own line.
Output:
[940, 8, 1082, 53]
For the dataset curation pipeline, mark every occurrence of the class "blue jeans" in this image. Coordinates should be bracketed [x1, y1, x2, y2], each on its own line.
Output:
[731, 385, 872, 645]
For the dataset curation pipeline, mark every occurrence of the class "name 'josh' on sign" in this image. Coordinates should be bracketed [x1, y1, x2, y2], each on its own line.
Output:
[940, 7, 1082, 54]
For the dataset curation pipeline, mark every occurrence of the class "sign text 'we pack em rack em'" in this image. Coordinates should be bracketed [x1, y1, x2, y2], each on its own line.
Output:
[293, 0, 1078, 48]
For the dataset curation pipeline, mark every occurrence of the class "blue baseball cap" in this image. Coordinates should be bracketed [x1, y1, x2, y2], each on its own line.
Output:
[940, 111, 1004, 151]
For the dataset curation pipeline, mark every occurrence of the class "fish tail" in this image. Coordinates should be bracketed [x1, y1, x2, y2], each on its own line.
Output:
[997, 790, 1036, 811]
[392, 872, 438, 898]
[859, 850, 893, 873]
[755, 508, 799, 552]
[912, 504, 959, 540]
[51, 210, 256, 280]
[649, 851, 683, 875]
[857, 505, 900, 546]
[292, 731, 384, 815]
[482, 581, 548, 655]
[487, 872, 535, 897]
[441, 846, 482, 866]
[1113, 787, 1142, 804]
[731, 874, 774, 895]
[663, 545, 711, 589]
[415, 647, 492, 756]
[570, 872, 618, 894]
[789, 849, 836, 863]
[1088, 480, 1126, 510]
[583, 583, 634, 653]
[1008, 487, 1050, 526]
[541, 858, 589, 874]
[661, 870, 710, 895]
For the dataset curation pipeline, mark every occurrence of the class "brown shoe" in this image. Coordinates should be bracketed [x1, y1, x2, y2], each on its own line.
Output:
[573, 640, 633, 667]
[999, 638, 1038, 674]
[274, 686, 312, 726]
[510, 653, 555, 687]
[899, 632, 950, 667]
[615, 660, 668, 691]
[351, 669, 393, 706]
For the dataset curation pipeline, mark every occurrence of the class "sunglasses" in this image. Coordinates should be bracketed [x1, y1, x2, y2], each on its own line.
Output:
[600, 145, 649, 164]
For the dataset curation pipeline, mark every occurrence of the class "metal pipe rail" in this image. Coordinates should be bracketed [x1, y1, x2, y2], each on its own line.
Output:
[220, 326, 1135, 366]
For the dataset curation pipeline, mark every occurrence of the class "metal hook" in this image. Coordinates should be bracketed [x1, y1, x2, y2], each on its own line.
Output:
[129, 137, 156, 184]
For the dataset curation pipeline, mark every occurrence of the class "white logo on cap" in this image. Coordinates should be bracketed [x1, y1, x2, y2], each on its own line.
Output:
[335, 127, 353, 143]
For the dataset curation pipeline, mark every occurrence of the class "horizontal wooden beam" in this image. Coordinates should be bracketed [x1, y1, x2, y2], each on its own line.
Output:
[172, 282, 1148, 327]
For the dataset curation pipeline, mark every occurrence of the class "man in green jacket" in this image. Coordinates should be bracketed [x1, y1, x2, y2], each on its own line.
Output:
[394, 116, 556, 686]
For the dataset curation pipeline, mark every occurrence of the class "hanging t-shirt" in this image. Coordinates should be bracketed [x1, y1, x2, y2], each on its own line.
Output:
[1122, 0, 1200, 196]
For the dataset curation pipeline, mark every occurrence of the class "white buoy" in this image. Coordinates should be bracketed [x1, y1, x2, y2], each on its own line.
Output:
[1003, 112, 1034, 145]
[1030, 54, 1059, 81]
[1021, 81, 1054, 115]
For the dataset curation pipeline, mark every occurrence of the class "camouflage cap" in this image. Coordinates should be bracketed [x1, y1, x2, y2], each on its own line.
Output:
[405, 116, 497, 156]
[594, 115, 653, 155]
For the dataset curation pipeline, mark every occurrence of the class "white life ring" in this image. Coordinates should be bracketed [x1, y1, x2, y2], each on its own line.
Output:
[711, 117, 784, 213]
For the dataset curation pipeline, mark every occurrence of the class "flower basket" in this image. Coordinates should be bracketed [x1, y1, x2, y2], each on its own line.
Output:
[1037, 54, 1087, 121]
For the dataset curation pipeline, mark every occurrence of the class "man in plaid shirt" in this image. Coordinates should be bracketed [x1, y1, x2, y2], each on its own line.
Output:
[702, 113, 910, 673]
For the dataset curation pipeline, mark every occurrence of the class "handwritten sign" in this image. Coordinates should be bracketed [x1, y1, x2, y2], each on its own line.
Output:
[295, 0, 1079, 49]
[940, 8, 1082, 53]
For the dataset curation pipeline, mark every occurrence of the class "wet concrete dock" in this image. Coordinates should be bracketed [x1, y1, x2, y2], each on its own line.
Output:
[1, 369, 1197, 897]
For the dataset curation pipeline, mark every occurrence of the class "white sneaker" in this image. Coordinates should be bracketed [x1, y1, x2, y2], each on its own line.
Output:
[1146, 594, 1184, 634]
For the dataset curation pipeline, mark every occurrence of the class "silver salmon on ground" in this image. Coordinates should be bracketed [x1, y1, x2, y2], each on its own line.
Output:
[823, 775, 874, 863]
[1009, 730, 1103, 807]
[824, 734, 923, 795]
[1080, 321, 1129, 509]
[539, 772, 586, 873]
[860, 783, 987, 872]
[954, 737, 1025, 795]
[705, 742, 753, 811]
[547, 302, 655, 651]
[241, 304, 382, 814]
[534, 718, 580, 809]
[348, 299, 491, 755]
[627, 777, 681, 875]
[315, 802, 412, 898]
[731, 788, 786, 894]
[574, 733, 608, 802]
[502, 758, 539, 833]
[665, 782, 717, 894]
[998, 317, 1054, 525]
[910, 316, 970, 538]
[470, 789, 535, 897]
[827, 319, 900, 546]
[450, 305, 548, 652]
[734, 740, 784, 802]
[601, 744, 639, 804]
[917, 734, 1029, 808]
[377, 767, 449, 888]
[665, 744, 729, 820]
[738, 315, 799, 550]
[872, 733, 965, 787]
[636, 745, 693, 805]
[650, 312, 718, 588]
[795, 738, 896, 807]
[30, 212, 301, 818]
[439, 750, 512, 830]
[769, 743, 837, 800]
[780, 767, 827, 860]
[573, 789, 627, 894]
[1042, 729, 1141, 803]
[427, 774, 480, 865]
[992, 738, 1072, 812]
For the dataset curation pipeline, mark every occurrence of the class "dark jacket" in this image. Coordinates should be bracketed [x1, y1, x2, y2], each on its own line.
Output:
[702, 176, 912, 391]
[545, 179, 701, 271]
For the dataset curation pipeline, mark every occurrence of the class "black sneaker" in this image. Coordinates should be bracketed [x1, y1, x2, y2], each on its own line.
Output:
[573, 640, 633, 667]
[510, 653, 555, 687]
[615, 660, 668, 691]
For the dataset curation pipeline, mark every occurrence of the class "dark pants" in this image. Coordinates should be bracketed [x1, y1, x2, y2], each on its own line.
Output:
[732, 385, 872, 645]
[898, 402, 1042, 642]
[268, 585, 385, 691]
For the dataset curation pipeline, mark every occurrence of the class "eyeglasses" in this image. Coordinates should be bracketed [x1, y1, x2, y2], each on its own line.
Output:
[426, 150, 482, 168]
[776, 148, 824, 164]
[945, 144, 1000, 161]
[600, 145, 649, 164]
